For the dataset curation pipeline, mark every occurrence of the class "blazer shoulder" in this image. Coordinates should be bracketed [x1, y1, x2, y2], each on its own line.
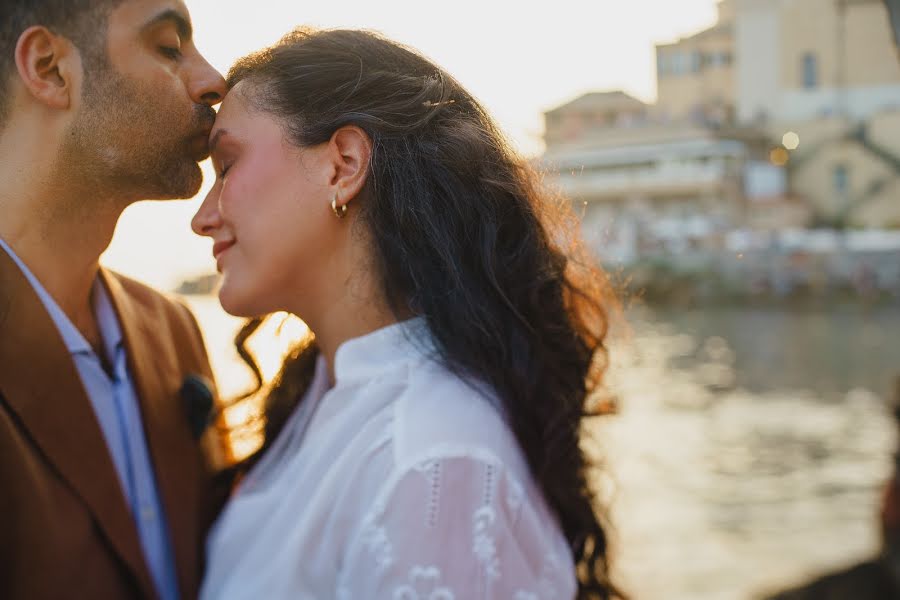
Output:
[109, 271, 200, 331]
[105, 270, 212, 373]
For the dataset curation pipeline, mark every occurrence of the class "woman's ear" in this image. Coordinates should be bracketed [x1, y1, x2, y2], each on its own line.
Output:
[14, 26, 80, 112]
[328, 125, 373, 210]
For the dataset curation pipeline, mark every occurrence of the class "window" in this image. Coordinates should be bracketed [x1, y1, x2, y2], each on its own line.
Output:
[690, 50, 703, 73]
[802, 52, 818, 89]
[708, 51, 732, 68]
[662, 52, 685, 76]
[676, 52, 689, 74]
[660, 50, 706, 76]
[657, 50, 669, 77]
[658, 51, 681, 77]
[833, 164, 849, 195]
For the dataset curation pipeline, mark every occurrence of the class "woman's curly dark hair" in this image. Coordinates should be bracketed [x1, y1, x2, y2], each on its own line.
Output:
[228, 27, 623, 599]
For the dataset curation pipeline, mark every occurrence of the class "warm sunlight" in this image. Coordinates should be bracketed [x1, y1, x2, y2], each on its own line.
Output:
[101, 0, 720, 291]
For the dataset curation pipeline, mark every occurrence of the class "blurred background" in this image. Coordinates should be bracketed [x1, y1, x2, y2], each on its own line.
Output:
[102, 1, 900, 598]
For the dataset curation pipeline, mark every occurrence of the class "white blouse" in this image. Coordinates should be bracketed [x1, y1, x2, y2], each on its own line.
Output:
[200, 319, 576, 600]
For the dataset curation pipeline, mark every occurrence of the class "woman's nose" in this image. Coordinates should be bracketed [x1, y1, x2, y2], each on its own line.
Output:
[191, 187, 223, 236]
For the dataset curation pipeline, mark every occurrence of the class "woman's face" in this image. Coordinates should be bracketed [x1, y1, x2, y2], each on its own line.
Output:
[191, 84, 338, 317]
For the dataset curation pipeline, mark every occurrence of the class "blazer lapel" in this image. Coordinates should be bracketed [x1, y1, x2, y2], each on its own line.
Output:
[0, 250, 157, 598]
[101, 268, 202, 599]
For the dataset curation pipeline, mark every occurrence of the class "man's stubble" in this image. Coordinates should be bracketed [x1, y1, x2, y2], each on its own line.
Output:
[59, 60, 214, 210]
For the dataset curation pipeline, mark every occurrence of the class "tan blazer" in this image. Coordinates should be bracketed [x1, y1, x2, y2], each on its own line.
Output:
[0, 248, 230, 600]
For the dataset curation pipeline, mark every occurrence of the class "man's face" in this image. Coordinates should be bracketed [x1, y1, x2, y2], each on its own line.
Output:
[64, 0, 226, 201]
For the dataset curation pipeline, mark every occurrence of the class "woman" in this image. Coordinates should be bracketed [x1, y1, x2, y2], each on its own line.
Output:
[192, 28, 621, 600]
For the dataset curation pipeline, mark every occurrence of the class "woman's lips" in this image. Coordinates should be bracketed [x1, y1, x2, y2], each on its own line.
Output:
[212, 240, 235, 261]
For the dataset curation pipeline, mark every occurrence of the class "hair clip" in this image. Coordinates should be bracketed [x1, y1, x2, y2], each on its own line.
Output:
[422, 99, 457, 108]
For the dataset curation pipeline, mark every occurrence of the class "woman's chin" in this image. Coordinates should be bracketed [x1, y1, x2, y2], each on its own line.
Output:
[217, 281, 263, 317]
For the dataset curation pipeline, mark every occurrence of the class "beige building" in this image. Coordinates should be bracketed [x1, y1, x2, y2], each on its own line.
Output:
[734, 0, 900, 227]
[543, 0, 900, 238]
[655, 0, 736, 124]
[787, 111, 900, 227]
[736, 0, 900, 124]
[543, 91, 648, 147]
[654, 0, 900, 126]
[541, 92, 766, 260]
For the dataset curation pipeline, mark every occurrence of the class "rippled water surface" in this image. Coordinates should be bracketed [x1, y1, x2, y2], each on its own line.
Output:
[599, 305, 899, 599]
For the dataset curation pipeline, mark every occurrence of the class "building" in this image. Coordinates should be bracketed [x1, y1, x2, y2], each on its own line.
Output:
[784, 111, 900, 227]
[543, 91, 648, 147]
[655, 0, 737, 125]
[542, 0, 900, 254]
[650, 0, 900, 126]
[732, 0, 900, 227]
[542, 92, 775, 262]
[735, 0, 900, 125]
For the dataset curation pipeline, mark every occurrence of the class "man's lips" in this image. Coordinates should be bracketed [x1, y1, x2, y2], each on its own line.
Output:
[212, 240, 235, 260]
[189, 129, 213, 161]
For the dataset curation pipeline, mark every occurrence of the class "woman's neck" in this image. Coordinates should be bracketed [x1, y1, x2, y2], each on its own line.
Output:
[294, 258, 399, 386]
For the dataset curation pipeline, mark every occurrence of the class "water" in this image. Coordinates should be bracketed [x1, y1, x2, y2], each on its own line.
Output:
[184, 297, 900, 599]
[599, 305, 899, 599]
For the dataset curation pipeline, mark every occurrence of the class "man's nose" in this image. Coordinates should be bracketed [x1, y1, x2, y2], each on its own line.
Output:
[188, 55, 227, 107]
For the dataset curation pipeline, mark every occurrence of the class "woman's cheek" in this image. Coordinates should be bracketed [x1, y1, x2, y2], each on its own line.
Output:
[218, 171, 253, 222]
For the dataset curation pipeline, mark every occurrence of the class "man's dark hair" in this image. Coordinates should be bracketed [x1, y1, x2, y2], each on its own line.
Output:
[0, 0, 123, 124]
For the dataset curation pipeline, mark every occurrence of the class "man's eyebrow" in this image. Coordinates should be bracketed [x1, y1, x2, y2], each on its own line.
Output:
[143, 9, 193, 41]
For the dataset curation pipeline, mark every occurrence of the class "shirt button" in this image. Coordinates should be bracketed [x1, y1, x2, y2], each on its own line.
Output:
[140, 506, 156, 521]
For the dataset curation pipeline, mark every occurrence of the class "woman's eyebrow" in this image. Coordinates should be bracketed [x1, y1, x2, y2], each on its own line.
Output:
[209, 129, 230, 155]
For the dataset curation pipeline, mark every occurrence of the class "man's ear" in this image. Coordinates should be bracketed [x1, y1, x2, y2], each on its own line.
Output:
[328, 125, 373, 209]
[14, 26, 80, 111]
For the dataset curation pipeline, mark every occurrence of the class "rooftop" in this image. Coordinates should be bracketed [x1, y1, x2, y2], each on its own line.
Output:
[545, 91, 647, 117]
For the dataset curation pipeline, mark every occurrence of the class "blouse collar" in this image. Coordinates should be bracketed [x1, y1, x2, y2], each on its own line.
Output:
[332, 317, 435, 385]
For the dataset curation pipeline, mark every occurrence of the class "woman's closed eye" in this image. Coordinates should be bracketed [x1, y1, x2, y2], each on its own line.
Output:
[211, 155, 232, 179]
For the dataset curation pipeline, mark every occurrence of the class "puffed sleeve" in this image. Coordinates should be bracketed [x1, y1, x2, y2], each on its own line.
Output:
[336, 453, 577, 600]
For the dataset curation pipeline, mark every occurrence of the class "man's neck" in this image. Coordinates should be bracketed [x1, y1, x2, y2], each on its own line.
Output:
[0, 112, 131, 345]
[0, 172, 124, 342]
[2, 207, 123, 347]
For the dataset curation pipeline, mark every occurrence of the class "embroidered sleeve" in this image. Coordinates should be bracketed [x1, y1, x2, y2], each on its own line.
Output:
[337, 454, 576, 600]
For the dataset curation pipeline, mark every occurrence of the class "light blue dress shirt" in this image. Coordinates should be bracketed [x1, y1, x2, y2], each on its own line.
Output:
[0, 238, 179, 600]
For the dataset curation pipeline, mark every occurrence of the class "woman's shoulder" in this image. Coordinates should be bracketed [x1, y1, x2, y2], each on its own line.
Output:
[339, 361, 577, 599]
[389, 357, 531, 483]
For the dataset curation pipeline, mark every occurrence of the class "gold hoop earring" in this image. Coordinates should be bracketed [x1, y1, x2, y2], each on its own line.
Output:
[331, 195, 348, 219]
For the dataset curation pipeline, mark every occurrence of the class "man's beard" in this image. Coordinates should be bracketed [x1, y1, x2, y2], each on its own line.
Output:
[61, 63, 215, 202]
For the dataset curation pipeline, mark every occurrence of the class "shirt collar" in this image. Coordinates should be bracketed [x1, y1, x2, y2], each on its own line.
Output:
[333, 317, 434, 385]
[92, 276, 124, 362]
[0, 237, 122, 359]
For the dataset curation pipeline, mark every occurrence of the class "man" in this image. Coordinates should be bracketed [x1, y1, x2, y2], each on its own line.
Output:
[0, 1, 231, 599]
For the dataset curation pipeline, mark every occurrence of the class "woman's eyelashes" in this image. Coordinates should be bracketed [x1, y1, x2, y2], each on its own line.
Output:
[212, 156, 233, 179]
